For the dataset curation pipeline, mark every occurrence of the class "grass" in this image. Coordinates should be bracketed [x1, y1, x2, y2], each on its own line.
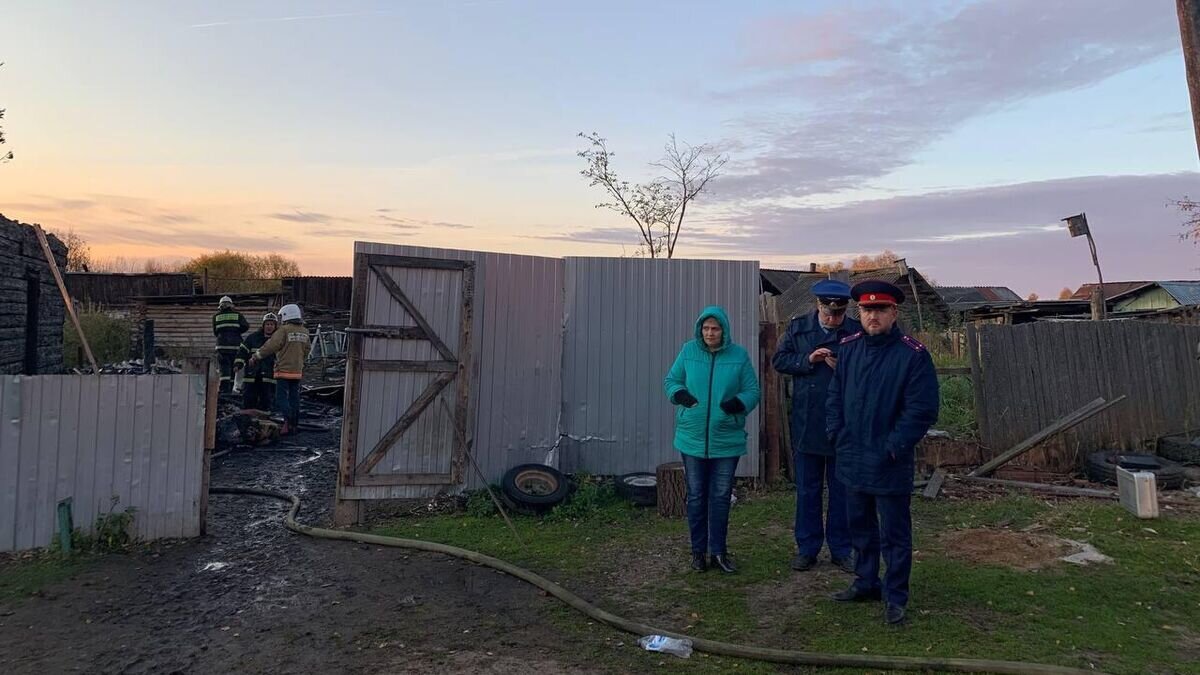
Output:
[0, 554, 82, 604]
[369, 488, 1200, 674]
[64, 308, 133, 368]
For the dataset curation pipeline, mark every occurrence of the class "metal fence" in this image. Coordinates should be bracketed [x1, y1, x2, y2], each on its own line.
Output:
[0, 374, 207, 552]
[339, 243, 761, 502]
[972, 321, 1200, 471]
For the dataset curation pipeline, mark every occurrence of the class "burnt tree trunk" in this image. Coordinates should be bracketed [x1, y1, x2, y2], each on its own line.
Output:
[657, 461, 687, 518]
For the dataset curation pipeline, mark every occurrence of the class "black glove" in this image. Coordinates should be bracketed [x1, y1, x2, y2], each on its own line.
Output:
[720, 397, 746, 415]
[672, 390, 699, 407]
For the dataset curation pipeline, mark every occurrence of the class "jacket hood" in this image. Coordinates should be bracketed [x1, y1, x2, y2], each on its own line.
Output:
[694, 305, 732, 350]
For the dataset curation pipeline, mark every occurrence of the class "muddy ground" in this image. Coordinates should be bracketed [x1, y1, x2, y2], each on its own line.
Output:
[0, 406, 611, 675]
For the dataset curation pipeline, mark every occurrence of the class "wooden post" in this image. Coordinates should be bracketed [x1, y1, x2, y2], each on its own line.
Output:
[143, 319, 156, 367]
[759, 322, 782, 483]
[656, 462, 686, 518]
[33, 223, 98, 372]
[202, 267, 209, 294]
[1090, 286, 1106, 321]
[1178, 0, 1200, 161]
[183, 357, 219, 535]
[966, 323, 988, 447]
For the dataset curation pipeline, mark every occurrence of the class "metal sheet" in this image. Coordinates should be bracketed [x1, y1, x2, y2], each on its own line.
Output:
[0, 374, 207, 552]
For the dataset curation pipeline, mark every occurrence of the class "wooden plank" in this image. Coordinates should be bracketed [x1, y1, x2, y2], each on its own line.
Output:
[0, 377, 22, 551]
[966, 323, 988, 448]
[453, 263, 475, 485]
[349, 472, 456, 486]
[360, 360, 457, 373]
[922, 468, 947, 499]
[957, 475, 1116, 499]
[344, 325, 428, 340]
[970, 396, 1125, 477]
[370, 264, 456, 361]
[935, 366, 972, 376]
[355, 371, 456, 476]
[365, 253, 471, 271]
[338, 251, 370, 494]
[33, 224, 98, 372]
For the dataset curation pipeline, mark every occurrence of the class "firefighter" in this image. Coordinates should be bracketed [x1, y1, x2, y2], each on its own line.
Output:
[213, 296, 249, 393]
[234, 312, 278, 411]
[249, 303, 309, 435]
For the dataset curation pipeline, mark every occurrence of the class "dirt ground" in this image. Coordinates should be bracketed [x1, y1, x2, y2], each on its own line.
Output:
[938, 528, 1077, 570]
[0, 406, 610, 675]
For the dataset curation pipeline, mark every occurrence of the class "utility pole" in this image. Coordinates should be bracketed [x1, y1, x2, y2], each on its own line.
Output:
[1179, 0, 1200, 160]
[1063, 213, 1106, 320]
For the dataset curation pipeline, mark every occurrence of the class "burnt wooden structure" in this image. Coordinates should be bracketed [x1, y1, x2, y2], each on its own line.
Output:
[0, 215, 67, 374]
[65, 272, 196, 308]
[970, 321, 1200, 472]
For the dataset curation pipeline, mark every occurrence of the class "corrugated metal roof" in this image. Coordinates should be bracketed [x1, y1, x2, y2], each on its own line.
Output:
[934, 286, 1022, 309]
[1158, 281, 1200, 305]
[1071, 281, 1151, 300]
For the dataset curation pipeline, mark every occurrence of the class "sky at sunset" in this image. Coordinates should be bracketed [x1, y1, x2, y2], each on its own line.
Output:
[1, 0, 1198, 296]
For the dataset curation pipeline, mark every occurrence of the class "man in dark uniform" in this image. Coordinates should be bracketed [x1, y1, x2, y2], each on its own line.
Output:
[213, 296, 249, 393]
[234, 312, 278, 411]
[826, 280, 939, 625]
[772, 279, 862, 573]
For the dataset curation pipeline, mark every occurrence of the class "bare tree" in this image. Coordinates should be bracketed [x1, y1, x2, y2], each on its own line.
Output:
[59, 229, 93, 272]
[1058, 287, 1074, 300]
[1175, 196, 1200, 243]
[578, 132, 726, 258]
[0, 63, 11, 163]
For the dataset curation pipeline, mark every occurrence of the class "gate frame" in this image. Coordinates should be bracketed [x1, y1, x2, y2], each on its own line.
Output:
[338, 253, 474, 497]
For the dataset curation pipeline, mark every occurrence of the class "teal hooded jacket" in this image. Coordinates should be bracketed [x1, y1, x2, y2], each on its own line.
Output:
[663, 306, 762, 459]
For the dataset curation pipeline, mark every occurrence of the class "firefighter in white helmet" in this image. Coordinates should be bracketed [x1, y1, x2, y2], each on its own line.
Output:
[212, 296, 248, 393]
[234, 312, 279, 411]
[249, 304, 309, 434]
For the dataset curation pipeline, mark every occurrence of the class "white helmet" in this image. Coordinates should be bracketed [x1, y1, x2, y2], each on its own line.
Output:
[279, 304, 302, 322]
[219, 295, 234, 307]
[262, 312, 279, 325]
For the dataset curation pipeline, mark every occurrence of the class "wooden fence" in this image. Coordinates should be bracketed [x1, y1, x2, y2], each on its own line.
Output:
[0, 374, 208, 552]
[970, 321, 1200, 471]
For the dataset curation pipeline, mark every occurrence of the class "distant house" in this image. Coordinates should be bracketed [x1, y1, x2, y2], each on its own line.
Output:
[933, 286, 1022, 313]
[1112, 281, 1200, 312]
[1072, 280, 1200, 313]
[768, 264, 950, 331]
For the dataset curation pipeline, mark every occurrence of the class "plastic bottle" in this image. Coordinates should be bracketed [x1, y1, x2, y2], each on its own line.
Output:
[638, 635, 693, 658]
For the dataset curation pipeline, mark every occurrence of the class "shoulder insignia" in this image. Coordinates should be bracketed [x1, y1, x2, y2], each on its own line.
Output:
[901, 334, 926, 352]
[839, 331, 864, 345]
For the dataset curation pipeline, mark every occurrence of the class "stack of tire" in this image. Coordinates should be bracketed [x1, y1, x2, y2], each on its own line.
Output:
[615, 473, 658, 507]
[1084, 452, 1186, 490]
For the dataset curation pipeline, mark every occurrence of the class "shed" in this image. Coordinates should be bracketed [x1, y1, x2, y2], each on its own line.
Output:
[0, 215, 67, 374]
[65, 272, 196, 308]
[933, 286, 1022, 313]
[136, 293, 281, 357]
[774, 264, 950, 330]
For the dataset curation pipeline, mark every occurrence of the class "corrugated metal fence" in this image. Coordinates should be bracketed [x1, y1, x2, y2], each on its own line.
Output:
[342, 243, 760, 500]
[973, 321, 1200, 471]
[0, 374, 207, 552]
[560, 257, 760, 477]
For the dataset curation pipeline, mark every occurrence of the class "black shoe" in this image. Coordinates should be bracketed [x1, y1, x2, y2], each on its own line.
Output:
[711, 553, 737, 574]
[690, 553, 707, 572]
[831, 554, 856, 574]
[885, 604, 907, 624]
[832, 585, 882, 602]
[790, 554, 817, 571]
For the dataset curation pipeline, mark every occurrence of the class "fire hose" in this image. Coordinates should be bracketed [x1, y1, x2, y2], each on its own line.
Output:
[209, 485, 1099, 674]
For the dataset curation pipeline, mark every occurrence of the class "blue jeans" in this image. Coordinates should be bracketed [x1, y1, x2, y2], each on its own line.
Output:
[275, 379, 301, 428]
[794, 452, 851, 559]
[846, 489, 912, 607]
[681, 454, 740, 555]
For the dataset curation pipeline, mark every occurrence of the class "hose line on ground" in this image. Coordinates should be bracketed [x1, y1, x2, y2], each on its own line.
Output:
[209, 486, 1098, 675]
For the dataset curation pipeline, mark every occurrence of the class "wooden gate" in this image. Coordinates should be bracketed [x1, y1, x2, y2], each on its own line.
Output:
[338, 254, 474, 500]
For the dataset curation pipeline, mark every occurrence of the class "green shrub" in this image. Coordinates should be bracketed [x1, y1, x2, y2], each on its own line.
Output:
[545, 474, 618, 522]
[464, 487, 500, 518]
[64, 309, 132, 368]
[938, 374, 976, 438]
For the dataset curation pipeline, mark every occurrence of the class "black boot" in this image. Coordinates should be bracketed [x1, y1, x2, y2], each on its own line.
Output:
[790, 553, 817, 571]
[711, 553, 737, 574]
[886, 604, 907, 624]
[690, 553, 707, 572]
[832, 585, 882, 602]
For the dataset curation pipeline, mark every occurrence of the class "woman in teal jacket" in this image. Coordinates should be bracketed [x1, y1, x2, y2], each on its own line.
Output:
[664, 305, 761, 573]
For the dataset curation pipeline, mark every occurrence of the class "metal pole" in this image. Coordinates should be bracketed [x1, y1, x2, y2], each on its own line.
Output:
[1086, 231, 1106, 319]
[1178, 0, 1200, 161]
